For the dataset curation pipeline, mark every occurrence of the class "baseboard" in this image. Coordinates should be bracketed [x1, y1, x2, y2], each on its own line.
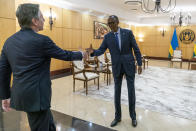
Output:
[147, 56, 170, 61]
[147, 56, 189, 62]
[50, 57, 190, 77]
[50, 68, 71, 76]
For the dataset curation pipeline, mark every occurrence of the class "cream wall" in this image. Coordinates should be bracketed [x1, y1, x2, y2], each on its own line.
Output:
[0, 0, 16, 53]
[134, 25, 196, 59]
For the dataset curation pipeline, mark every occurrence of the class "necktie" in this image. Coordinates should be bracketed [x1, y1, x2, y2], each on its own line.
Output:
[114, 33, 120, 50]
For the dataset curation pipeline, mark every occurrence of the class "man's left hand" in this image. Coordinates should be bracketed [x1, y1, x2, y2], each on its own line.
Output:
[2, 98, 11, 112]
[138, 66, 142, 75]
[82, 51, 88, 61]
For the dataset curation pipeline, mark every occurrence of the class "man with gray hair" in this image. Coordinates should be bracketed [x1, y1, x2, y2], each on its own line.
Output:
[0, 3, 87, 131]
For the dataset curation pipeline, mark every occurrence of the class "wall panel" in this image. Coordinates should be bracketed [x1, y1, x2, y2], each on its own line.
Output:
[135, 25, 196, 59]
[62, 9, 72, 29]
[72, 29, 82, 49]
[0, 18, 16, 53]
[82, 30, 93, 48]
[63, 28, 72, 49]
[0, 0, 15, 19]
[72, 11, 82, 29]
[82, 14, 94, 31]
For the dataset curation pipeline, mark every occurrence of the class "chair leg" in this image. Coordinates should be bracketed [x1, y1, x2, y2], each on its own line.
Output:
[147, 61, 148, 68]
[107, 72, 109, 85]
[180, 62, 182, 69]
[98, 78, 99, 90]
[188, 62, 190, 70]
[86, 81, 88, 95]
[109, 73, 111, 85]
[84, 81, 85, 88]
[94, 79, 96, 84]
[73, 79, 75, 92]
[143, 61, 145, 69]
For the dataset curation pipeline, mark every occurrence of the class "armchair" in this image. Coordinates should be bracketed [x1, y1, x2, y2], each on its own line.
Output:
[72, 60, 99, 95]
[171, 50, 182, 68]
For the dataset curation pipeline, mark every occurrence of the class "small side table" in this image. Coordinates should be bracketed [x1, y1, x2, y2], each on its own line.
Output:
[188, 58, 196, 70]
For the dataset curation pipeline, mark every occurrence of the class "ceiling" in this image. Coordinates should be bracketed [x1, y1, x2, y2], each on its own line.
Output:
[34, 0, 196, 26]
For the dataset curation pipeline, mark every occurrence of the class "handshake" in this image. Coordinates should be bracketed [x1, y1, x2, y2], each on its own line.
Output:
[81, 44, 94, 60]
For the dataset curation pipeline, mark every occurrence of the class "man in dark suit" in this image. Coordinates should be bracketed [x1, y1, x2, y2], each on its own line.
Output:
[87, 15, 142, 127]
[0, 3, 87, 131]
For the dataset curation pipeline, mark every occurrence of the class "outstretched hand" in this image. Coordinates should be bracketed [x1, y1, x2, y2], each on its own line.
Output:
[2, 99, 11, 112]
[83, 51, 88, 61]
[78, 46, 88, 61]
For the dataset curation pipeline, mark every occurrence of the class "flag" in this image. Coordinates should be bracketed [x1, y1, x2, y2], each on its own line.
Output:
[193, 42, 196, 58]
[169, 28, 179, 58]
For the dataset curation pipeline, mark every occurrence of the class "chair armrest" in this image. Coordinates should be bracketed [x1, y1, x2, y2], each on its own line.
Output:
[84, 68, 99, 74]
[73, 64, 83, 71]
[87, 64, 97, 68]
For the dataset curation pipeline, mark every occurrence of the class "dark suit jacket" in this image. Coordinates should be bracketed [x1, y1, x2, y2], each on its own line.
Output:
[0, 28, 82, 112]
[92, 28, 142, 77]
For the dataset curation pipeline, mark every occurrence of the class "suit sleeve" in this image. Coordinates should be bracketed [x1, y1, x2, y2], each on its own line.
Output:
[0, 47, 12, 99]
[43, 36, 83, 61]
[91, 35, 108, 56]
[129, 31, 142, 66]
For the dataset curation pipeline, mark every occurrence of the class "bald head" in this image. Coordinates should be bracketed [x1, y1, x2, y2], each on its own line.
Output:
[108, 15, 119, 24]
[107, 15, 119, 32]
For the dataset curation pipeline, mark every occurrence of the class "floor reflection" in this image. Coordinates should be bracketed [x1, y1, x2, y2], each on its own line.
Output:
[0, 109, 116, 131]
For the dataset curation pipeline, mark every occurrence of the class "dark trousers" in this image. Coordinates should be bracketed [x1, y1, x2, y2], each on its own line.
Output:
[113, 66, 136, 120]
[26, 109, 56, 131]
[0, 100, 2, 112]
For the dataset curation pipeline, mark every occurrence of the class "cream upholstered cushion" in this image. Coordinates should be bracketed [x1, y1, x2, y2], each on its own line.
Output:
[98, 54, 107, 65]
[74, 67, 81, 73]
[171, 50, 182, 62]
[73, 61, 84, 70]
[75, 72, 99, 80]
[173, 50, 182, 58]
[108, 66, 112, 72]
[171, 58, 182, 62]
[88, 64, 97, 68]
[106, 52, 111, 62]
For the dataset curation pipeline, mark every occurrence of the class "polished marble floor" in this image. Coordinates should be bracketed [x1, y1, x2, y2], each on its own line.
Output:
[1, 60, 196, 131]
[75, 66, 196, 121]
[0, 110, 116, 131]
[50, 60, 196, 131]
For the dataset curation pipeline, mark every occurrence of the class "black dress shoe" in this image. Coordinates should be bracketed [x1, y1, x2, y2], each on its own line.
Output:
[132, 119, 137, 127]
[110, 119, 121, 127]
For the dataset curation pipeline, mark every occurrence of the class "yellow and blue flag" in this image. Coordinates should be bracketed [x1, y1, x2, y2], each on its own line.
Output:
[193, 42, 196, 57]
[169, 28, 179, 58]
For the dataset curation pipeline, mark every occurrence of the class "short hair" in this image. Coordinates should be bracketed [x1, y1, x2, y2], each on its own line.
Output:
[16, 3, 40, 28]
[108, 15, 119, 23]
